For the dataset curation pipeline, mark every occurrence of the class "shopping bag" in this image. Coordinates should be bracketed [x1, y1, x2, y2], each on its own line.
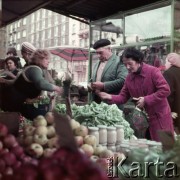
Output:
[125, 106, 149, 138]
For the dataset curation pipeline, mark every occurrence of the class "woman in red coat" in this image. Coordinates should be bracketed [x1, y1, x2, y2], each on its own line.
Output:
[97, 47, 174, 141]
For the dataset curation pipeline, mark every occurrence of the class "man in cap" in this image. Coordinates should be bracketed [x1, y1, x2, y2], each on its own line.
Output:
[21, 42, 36, 67]
[89, 39, 128, 108]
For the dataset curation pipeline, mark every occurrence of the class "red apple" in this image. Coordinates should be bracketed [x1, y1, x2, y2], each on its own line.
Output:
[0, 141, 3, 150]
[24, 136, 34, 146]
[0, 124, 8, 137]
[75, 136, 84, 146]
[3, 152, 17, 166]
[0, 159, 6, 173]
[11, 145, 24, 158]
[81, 144, 94, 157]
[3, 134, 18, 149]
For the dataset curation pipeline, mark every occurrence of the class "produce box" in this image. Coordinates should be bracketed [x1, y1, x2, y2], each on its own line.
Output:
[0, 112, 19, 136]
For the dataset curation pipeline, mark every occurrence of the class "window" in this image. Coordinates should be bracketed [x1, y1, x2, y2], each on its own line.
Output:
[36, 22, 39, 31]
[54, 26, 58, 37]
[61, 24, 66, 36]
[31, 14, 35, 23]
[23, 18, 27, 25]
[61, 37, 65, 45]
[17, 20, 21, 27]
[72, 24, 76, 34]
[17, 32, 20, 39]
[54, 38, 58, 46]
[36, 11, 40, 20]
[17, 44, 20, 51]
[42, 20, 45, 29]
[42, 30, 45, 40]
[22, 30, 26, 37]
[61, 16, 66, 23]
[48, 29, 51, 39]
[42, 9, 45, 18]
[55, 15, 59, 25]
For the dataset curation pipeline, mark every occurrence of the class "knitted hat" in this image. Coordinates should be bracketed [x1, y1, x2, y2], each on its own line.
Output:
[93, 39, 111, 50]
[21, 42, 36, 54]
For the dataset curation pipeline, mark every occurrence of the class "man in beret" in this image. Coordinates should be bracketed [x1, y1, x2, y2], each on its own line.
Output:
[89, 39, 128, 109]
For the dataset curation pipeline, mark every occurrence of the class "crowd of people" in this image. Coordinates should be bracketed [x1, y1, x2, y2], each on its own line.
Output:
[0, 38, 180, 142]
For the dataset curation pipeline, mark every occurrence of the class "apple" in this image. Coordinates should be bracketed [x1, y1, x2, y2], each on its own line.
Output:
[24, 125, 35, 136]
[34, 126, 48, 135]
[45, 112, 54, 125]
[75, 136, 84, 146]
[11, 145, 24, 157]
[84, 135, 97, 147]
[47, 126, 56, 138]
[74, 125, 88, 137]
[24, 136, 34, 146]
[3, 152, 17, 166]
[99, 149, 114, 158]
[4, 167, 13, 175]
[80, 144, 94, 157]
[94, 145, 106, 156]
[0, 141, 3, 150]
[33, 115, 47, 127]
[0, 124, 8, 137]
[28, 143, 44, 158]
[0, 159, 6, 173]
[43, 148, 56, 157]
[34, 134, 48, 146]
[3, 134, 18, 149]
[47, 137, 59, 148]
[70, 119, 80, 130]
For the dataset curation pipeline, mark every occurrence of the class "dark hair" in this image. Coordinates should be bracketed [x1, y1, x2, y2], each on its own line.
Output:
[122, 47, 144, 63]
[5, 56, 19, 67]
[6, 47, 17, 56]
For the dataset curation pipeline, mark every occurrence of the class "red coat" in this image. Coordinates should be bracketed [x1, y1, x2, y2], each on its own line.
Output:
[111, 63, 174, 141]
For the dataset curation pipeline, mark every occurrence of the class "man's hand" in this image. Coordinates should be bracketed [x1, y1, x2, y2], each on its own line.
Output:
[91, 81, 104, 90]
[136, 97, 145, 108]
[96, 91, 112, 100]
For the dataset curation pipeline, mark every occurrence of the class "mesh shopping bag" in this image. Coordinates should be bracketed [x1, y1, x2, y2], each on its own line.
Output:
[125, 106, 149, 138]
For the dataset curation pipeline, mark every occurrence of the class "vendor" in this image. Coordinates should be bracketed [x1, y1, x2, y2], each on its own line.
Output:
[1, 49, 63, 119]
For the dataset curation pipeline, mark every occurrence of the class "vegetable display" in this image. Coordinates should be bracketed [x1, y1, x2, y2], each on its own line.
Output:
[55, 102, 134, 139]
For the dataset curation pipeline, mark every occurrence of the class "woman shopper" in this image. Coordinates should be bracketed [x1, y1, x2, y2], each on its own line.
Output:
[97, 47, 174, 142]
[3, 56, 20, 79]
[1, 49, 63, 119]
[163, 53, 180, 134]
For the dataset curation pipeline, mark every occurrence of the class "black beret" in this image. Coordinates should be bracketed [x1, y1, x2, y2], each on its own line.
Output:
[93, 39, 111, 50]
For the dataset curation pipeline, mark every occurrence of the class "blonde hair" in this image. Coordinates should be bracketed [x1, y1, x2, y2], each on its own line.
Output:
[30, 49, 51, 66]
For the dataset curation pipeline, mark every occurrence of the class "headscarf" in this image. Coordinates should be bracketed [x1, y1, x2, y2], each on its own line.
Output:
[165, 53, 180, 70]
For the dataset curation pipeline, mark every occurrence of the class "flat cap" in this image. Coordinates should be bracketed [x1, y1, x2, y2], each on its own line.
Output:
[21, 42, 36, 54]
[93, 39, 111, 50]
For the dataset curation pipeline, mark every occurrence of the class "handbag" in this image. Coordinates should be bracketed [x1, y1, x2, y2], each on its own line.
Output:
[125, 106, 149, 138]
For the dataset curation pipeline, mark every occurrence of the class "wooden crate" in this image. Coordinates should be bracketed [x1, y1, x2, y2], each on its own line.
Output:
[0, 112, 19, 136]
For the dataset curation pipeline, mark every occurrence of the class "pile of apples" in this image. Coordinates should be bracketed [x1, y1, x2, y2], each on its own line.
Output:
[70, 119, 125, 172]
[21, 112, 58, 158]
[8, 147, 109, 180]
[0, 123, 37, 179]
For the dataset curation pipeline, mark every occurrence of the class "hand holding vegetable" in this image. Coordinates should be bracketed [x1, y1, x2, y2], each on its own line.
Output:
[91, 81, 104, 90]
[97, 91, 112, 100]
